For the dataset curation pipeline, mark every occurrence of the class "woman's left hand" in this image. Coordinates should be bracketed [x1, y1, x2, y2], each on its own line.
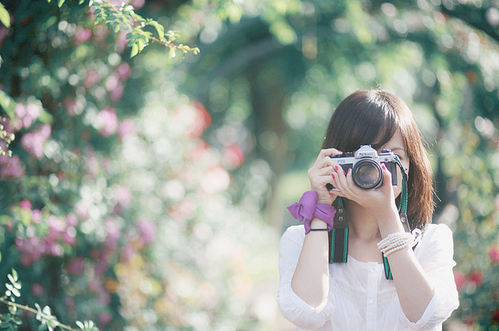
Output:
[329, 163, 399, 221]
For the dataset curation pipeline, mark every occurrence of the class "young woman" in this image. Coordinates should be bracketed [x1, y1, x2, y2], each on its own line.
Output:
[277, 90, 459, 330]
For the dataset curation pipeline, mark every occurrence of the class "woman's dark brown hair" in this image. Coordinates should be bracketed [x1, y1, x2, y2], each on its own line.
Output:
[322, 90, 434, 230]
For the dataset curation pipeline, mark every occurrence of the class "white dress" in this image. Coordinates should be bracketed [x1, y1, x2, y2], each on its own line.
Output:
[277, 223, 459, 331]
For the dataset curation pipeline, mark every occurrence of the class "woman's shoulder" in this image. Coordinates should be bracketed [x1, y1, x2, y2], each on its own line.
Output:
[416, 222, 455, 259]
[422, 223, 453, 241]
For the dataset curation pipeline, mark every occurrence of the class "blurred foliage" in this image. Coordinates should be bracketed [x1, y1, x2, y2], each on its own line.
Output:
[1, 0, 499, 329]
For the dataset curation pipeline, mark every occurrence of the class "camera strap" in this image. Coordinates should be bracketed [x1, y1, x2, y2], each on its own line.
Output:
[383, 157, 409, 279]
[329, 197, 349, 263]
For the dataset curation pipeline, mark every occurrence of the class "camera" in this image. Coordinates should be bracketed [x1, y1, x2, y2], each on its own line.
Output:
[330, 145, 398, 189]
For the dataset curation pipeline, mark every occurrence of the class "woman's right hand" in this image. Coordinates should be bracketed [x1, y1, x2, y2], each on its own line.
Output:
[308, 148, 343, 205]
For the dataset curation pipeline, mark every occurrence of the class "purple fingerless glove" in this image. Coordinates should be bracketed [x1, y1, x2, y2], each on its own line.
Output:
[287, 191, 336, 234]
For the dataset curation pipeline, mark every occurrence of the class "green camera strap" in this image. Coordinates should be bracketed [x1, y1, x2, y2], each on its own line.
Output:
[383, 157, 409, 280]
[329, 197, 349, 263]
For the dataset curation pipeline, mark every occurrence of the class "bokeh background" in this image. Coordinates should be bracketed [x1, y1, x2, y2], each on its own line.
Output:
[0, 0, 498, 330]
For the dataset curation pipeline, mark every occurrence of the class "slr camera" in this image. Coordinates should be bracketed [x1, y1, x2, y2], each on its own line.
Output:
[330, 145, 399, 189]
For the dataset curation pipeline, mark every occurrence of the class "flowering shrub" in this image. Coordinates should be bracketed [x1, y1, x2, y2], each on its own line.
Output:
[0, 0, 278, 329]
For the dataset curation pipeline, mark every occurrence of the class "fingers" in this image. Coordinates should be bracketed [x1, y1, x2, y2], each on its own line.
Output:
[308, 148, 345, 202]
[380, 163, 395, 194]
[313, 148, 342, 168]
[319, 148, 343, 157]
[331, 166, 355, 199]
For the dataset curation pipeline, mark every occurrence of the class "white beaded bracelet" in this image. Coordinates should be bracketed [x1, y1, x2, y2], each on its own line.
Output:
[377, 229, 422, 257]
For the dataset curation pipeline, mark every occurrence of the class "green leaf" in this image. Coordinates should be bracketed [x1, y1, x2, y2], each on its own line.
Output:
[57, 0, 65, 7]
[130, 43, 138, 58]
[169, 47, 176, 59]
[113, 22, 120, 33]
[11, 269, 18, 282]
[35, 303, 43, 320]
[0, 90, 16, 118]
[94, 14, 103, 25]
[8, 304, 17, 314]
[150, 21, 165, 41]
[137, 39, 144, 51]
[0, 3, 10, 28]
[38, 109, 53, 124]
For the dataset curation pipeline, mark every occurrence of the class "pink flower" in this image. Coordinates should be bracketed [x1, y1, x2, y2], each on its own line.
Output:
[223, 143, 244, 169]
[109, 82, 124, 102]
[132, 0, 145, 9]
[86, 149, 100, 178]
[116, 62, 131, 80]
[187, 141, 210, 162]
[63, 97, 84, 116]
[489, 245, 499, 264]
[31, 209, 42, 223]
[468, 269, 484, 286]
[48, 215, 66, 236]
[63, 228, 76, 246]
[136, 219, 156, 246]
[16, 236, 44, 266]
[0, 26, 10, 48]
[83, 69, 101, 89]
[104, 217, 121, 250]
[66, 213, 78, 227]
[97, 108, 118, 137]
[114, 185, 133, 213]
[120, 243, 135, 263]
[20, 124, 51, 159]
[63, 97, 77, 116]
[75, 202, 89, 221]
[454, 270, 466, 291]
[105, 74, 120, 91]
[32, 283, 45, 297]
[19, 199, 32, 210]
[188, 102, 211, 138]
[94, 256, 110, 275]
[99, 312, 113, 325]
[44, 240, 63, 256]
[0, 155, 25, 179]
[74, 26, 92, 45]
[15, 102, 41, 129]
[66, 257, 86, 275]
[118, 119, 135, 140]
[88, 278, 101, 293]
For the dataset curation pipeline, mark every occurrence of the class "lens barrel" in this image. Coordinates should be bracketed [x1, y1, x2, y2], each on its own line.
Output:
[352, 159, 383, 189]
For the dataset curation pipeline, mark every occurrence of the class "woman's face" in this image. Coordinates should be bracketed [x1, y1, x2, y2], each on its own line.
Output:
[379, 130, 410, 198]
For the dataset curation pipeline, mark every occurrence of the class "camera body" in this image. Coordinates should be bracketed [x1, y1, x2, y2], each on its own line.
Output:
[330, 145, 398, 189]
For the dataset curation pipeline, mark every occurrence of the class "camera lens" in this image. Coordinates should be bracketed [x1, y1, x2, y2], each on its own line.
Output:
[353, 160, 382, 189]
